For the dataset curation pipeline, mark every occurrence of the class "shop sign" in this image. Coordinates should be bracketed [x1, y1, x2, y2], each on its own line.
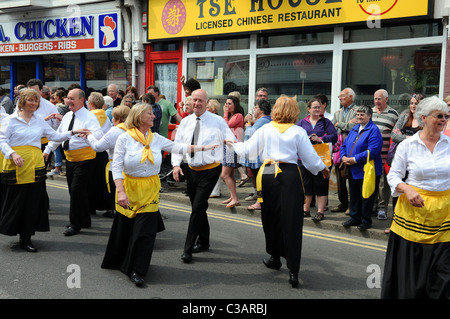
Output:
[148, 0, 432, 41]
[0, 12, 121, 56]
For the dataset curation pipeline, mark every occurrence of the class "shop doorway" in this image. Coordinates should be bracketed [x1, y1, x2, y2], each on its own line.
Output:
[11, 56, 43, 89]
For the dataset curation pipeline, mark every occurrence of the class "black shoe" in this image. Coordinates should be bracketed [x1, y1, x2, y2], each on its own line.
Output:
[102, 210, 115, 218]
[130, 272, 145, 287]
[263, 256, 282, 270]
[342, 219, 360, 228]
[20, 239, 37, 252]
[64, 226, 80, 236]
[181, 252, 192, 263]
[192, 244, 209, 253]
[289, 272, 299, 288]
[357, 223, 372, 231]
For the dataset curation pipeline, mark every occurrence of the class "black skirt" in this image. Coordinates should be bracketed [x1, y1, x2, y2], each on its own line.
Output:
[260, 163, 305, 274]
[381, 232, 450, 299]
[91, 151, 114, 211]
[0, 181, 49, 237]
[101, 211, 165, 277]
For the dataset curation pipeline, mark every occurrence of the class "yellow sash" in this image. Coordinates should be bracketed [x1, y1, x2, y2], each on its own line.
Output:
[391, 186, 450, 244]
[270, 121, 294, 133]
[64, 146, 96, 162]
[127, 127, 155, 164]
[3, 145, 44, 184]
[91, 109, 108, 127]
[115, 174, 160, 218]
[189, 162, 221, 171]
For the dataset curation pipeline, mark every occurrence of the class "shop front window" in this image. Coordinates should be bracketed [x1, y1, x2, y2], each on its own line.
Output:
[188, 36, 250, 52]
[187, 55, 249, 113]
[342, 45, 441, 115]
[256, 52, 333, 119]
[0, 58, 11, 95]
[85, 52, 128, 95]
[43, 54, 80, 90]
[257, 29, 333, 48]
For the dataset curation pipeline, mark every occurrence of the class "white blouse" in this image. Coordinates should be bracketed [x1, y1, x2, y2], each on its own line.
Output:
[233, 123, 326, 175]
[0, 112, 71, 158]
[387, 132, 450, 196]
[86, 125, 126, 161]
[112, 131, 188, 180]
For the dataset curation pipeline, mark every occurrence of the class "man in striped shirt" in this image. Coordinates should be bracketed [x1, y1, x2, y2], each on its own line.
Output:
[372, 89, 399, 220]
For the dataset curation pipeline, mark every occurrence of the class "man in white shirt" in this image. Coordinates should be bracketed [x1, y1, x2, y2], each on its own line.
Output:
[172, 89, 236, 263]
[44, 89, 103, 236]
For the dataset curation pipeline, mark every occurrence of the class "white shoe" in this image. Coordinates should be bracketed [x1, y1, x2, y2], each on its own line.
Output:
[377, 210, 387, 220]
[47, 169, 61, 179]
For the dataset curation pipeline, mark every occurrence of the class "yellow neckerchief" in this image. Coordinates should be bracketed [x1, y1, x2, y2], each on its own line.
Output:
[116, 123, 127, 131]
[91, 109, 108, 127]
[270, 121, 294, 133]
[127, 127, 155, 164]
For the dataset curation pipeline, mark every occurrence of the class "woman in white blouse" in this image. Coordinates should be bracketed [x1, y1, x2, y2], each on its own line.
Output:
[382, 96, 450, 299]
[101, 103, 217, 287]
[0, 89, 83, 252]
[230, 96, 329, 288]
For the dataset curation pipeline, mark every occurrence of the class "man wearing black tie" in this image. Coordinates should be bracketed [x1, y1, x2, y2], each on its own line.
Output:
[43, 88, 103, 236]
[172, 89, 236, 263]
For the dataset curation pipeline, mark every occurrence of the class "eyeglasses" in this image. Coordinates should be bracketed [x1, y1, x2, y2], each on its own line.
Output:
[429, 114, 450, 120]
[411, 93, 424, 100]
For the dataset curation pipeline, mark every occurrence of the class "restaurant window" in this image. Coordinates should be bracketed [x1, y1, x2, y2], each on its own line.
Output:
[85, 52, 128, 95]
[188, 36, 250, 53]
[344, 21, 443, 43]
[257, 29, 333, 48]
[256, 52, 333, 119]
[186, 55, 250, 114]
[43, 54, 80, 90]
[342, 45, 442, 115]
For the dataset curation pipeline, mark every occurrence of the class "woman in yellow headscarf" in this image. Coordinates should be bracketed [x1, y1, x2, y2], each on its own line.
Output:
[230, 95, 329, 288]
[101, 103, 217, 287]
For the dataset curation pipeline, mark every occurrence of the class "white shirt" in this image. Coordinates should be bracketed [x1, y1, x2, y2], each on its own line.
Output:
[86, 125, 126, 164]
[0, 111, 71, 158]
[233, 123, 326, 175]
[113, 131, 188, 180]
[171, 111, 236, 167]
[387, 132, 450, 196]
[44, 106, 103, 154]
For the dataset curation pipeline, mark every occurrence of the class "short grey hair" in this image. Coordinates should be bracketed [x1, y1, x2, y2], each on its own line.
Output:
[356, 105, 373, 117]
[344, 87, 356, 100]
[375, 89, 389, 99]
[415, 96, 448, 126]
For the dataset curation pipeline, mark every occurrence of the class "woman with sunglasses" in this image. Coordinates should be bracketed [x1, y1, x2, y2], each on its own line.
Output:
[382, 96, 450, 299]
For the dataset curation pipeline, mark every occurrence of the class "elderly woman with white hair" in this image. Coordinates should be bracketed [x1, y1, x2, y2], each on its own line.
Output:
[382, 96, 450, 299]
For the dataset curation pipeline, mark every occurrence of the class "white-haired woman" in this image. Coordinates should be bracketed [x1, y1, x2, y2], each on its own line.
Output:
[382, 96, 450, 299]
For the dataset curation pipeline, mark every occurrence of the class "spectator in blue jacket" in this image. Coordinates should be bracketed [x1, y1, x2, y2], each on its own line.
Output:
[340, 105, 383, 230]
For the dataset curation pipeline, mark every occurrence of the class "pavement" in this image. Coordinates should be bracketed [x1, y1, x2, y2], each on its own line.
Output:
[48, 166, 392, 242]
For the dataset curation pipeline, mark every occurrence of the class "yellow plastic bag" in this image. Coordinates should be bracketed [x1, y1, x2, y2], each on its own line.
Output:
[362, 150, 376, 199]
[313, 143, 332, 167]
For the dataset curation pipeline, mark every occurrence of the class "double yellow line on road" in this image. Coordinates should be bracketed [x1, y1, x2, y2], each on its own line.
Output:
[160, 202, 387, 253]
[46, 181, 386, 252]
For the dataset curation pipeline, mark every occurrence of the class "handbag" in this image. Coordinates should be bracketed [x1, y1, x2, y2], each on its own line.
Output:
[362, 150, 376, 199]
[332, 134, 343, 164]
[339, 131, 364, 180]
[313, 143, 332, 167]
[386, 138, 398, 167]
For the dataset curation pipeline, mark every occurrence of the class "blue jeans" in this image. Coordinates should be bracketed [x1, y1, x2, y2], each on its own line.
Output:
[54, 146, 63, 167]
[348, 175, 380, 227]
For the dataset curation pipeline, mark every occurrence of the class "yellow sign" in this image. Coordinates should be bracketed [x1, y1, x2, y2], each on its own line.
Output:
[147, 0, 431, 41]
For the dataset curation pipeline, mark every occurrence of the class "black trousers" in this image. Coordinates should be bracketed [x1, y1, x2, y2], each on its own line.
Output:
[260, 163, 305, 274]
[182, 164, 222, 253]
[66, 159, 95, 229]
